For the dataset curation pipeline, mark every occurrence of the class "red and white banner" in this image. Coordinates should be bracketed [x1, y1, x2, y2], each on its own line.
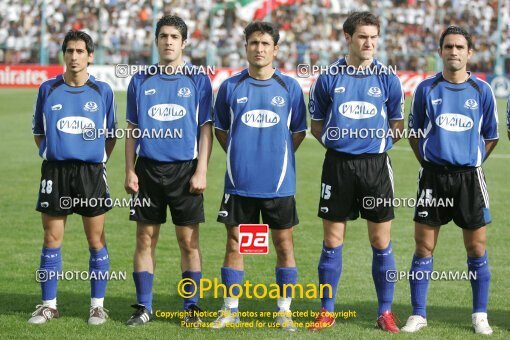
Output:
[0, 65, 63, 87]
[0, 64, 489, 97]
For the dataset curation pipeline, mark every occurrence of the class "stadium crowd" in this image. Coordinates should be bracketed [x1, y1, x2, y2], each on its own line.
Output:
[0, 0, 508, 72]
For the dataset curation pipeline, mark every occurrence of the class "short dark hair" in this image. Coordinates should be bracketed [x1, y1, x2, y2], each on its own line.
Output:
[343, 11, 380, 36]
[62, 30, 94, 54]
[244, 21, 280, 45]
[439, 26, 474, 50]
[155, 15, 187, 41]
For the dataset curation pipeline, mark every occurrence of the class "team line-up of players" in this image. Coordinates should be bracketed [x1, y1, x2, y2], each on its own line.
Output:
[28, 11, 507, 335]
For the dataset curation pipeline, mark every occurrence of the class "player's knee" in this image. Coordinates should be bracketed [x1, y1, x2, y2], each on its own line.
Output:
[465, 242, 485, 258]
[177, 237, 198, 254]
[369, 235, 390, 249]
[226, 238, 239, 254]
[226, 242, 238, 254]
[85, 231, 104, 249]
[324, 235, 343, 248]
[44, 228, 64, 248]
[87, 239, 105, 250]
[136, 233, 153, 252]
[42, 222, 63, 246]
[414, 242, 434, 258]
[273, 238, 294, 257]
[414, 236, 434, 257]
[43, 231, 63, 248]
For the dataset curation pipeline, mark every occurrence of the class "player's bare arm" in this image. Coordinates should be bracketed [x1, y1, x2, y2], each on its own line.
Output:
[190, 122, 213, 193]
[105, 138, 116, 160]
[408, 137, 422, 163]
[310, 119, 325, 148]
[484, 139, 498, 160]
[215, 128, 228, 153]
[389, 119, 404, 144]
[292, 131, 306, 151]
[34, 135, 44, 148]
[124, 122, 139, 194]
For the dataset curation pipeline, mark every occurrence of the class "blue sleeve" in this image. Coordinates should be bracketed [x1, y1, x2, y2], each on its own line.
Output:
[409, 84, 426, 133]
[506, 95, 510, 132]
[213, 81, 230, 131]
[309, 75, 330, 120]
[289, 81, 307, 133]
[197, 75, 213, 126]
[126, 77, 138, 125]
[480, 84, 499, 140]
[32, 86, 45, 135]
[104, 85, 117, 137]
[387, 75, 405, 120]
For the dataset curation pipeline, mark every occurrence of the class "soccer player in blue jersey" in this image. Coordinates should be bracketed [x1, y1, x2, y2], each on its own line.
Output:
[29, 31, 117, 325]
[308, 12, 404, 333]
[402, 26, 498, 335]
[211, 21, 307, 331]
[123, 15, 213, 327]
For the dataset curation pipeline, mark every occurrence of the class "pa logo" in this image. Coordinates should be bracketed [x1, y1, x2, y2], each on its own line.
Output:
[178, 87, 192, 97]
[239, 224, 269, 254]
[83, 101, 98, 112]
[464, 99, 478, 110]
[271, 96, 285, 107]
[368, 87, 382, 97]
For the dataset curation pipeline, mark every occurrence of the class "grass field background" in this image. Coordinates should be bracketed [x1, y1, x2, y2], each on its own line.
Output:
[0, 88, 509, 339]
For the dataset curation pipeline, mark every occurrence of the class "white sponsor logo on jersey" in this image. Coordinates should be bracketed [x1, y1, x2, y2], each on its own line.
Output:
[431, 98, 442, 105]
[320, 207, 329, 213]
[148, 104, 187, 121]
[51, 104, 62, 111]
[418, 211, 428, 218]
[339, 101, 377, 119]
[237, 97, 248, 104]
[464, 99, 478, 109]
[368, 86, 382, 97]
[144, 89, 156, 95]
[334, 86, 346, 93]
[57, 116, 95, 134]
[40, 202, 49, 208]
[241, 110, 280, 128]
[271, 96, 285, 107]
[218, 211, 229, 217]
[177, 87, 192, 97]
[436, 113, 473, 132]
[83, 101, 98, 112]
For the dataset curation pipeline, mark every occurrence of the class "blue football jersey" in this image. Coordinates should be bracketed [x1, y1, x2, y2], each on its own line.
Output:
[126, 64, 213, 162]
[309, 58, 404, 154]
[32, 74, 117, 162]
[409, 73, 499, 167]
[214, 69, 307, 198]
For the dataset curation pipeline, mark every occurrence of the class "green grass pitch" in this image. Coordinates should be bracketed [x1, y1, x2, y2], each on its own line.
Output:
[0, 88, 509, 339]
